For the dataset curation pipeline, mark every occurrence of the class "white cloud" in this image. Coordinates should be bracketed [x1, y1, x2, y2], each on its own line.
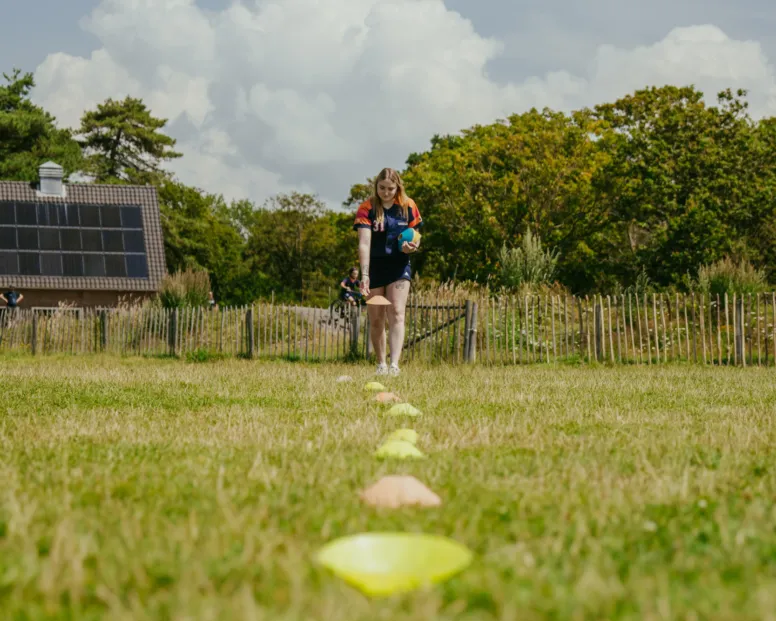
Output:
[30, 1, 776, 210]
[584, 26, 776, 111]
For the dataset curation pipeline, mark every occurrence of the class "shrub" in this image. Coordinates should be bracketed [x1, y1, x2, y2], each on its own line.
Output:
[158, 268, 212, 308]
[496, 230, 559, 291]
[696, 257, 769, 298]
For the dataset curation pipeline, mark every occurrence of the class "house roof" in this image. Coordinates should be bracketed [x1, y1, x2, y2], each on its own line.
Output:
[0, 181, 166, 292]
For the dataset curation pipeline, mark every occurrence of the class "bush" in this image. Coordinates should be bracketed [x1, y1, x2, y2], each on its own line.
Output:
[496, 230, 559, 291]
[158, 268, 212, 308]
[696, 257, 769, 298]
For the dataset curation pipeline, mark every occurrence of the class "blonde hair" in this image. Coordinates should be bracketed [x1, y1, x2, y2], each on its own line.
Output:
[372, 168, 410, 224]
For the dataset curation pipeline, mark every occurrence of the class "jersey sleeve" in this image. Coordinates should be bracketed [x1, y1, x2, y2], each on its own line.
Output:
[408, 198, 423, 228]
[353, 199, 373, 230]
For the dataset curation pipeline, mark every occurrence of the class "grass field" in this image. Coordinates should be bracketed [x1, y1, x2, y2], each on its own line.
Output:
[1, 355, 775, 620]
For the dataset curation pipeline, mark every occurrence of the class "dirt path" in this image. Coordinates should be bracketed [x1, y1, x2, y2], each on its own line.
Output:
[292, 305, 366, 334]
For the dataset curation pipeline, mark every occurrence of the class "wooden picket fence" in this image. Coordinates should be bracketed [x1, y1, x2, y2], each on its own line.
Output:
[472, 292, 776, 367]
[0, 291, 775, 366]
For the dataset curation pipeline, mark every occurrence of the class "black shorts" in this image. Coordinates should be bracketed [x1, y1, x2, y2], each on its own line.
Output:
[369, 255, 412, 289]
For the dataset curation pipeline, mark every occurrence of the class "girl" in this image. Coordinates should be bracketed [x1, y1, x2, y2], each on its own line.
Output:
[353, 168, 422, 376]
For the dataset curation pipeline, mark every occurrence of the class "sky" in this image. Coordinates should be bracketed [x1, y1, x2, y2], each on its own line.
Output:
[2, 0, 776, 210]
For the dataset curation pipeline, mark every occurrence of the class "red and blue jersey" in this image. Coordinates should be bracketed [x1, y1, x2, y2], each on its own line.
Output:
[353, 198, 423, 258]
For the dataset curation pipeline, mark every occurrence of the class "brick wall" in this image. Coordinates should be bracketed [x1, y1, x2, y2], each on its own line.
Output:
[0, 289, 154, 308]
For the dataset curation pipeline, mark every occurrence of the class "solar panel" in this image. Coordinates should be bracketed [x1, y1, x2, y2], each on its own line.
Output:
[84, 254, 105, 277]
[0, 200, 150, 280]
[0, 203, 14, 225]
[62, 253, 83, 277]
[19, 252, 40, 275]
[41, 253, 63, 276]
[0, 227, 15, 249]
[0, 251, 17, 274]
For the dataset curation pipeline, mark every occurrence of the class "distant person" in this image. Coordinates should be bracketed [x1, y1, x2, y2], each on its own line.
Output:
[0, 287, 23, 309]
[354, 167, 422, 376]
[339, 267, 362, 307]
[208, 291, 218, 311]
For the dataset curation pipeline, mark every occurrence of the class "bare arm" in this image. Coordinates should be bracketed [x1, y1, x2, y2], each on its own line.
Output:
[358, 228, 371, 295]
[0, 294, 6, 304]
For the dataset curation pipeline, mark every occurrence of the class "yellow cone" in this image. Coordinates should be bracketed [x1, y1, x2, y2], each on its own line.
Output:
[375, 440, 426, 460]
[315, 532, 473, 596]
[387, 429, 418, 445]
[385, 403, 422, 417]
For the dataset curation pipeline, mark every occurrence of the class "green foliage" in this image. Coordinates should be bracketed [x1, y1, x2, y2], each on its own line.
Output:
[185, 348, 228, 363]
[496, 230, 559, 291]
[158, 268, 211, 308]
[400, 108, 610, 288]
[76, 96, 182, 183]
[375, 85, 776, 295]
[156, 178, 247, 304]
[590, 86, 775, 289]
[0, 69, 83, 180]
[696, 257, 769, 298]
[240, 192, 357, 306]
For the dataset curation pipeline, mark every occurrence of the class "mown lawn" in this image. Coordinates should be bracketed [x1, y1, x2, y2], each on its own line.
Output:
[1, 355, 775, 620]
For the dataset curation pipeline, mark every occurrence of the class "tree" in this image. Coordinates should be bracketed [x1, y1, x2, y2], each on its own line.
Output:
[156, 178, 246, 304]
[745, 116, 776, 282]
[76, 96, 181, 184]
[591, 86, 771, 288]
[0, 69, 83, 180]
[397, 108, 611, 290]
[342, 178, 373, 208]
[242, 192, 357, 305]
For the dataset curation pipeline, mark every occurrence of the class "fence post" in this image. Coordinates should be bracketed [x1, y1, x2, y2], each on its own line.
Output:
[463, 300, 472, 361]
[99, 310, 107, 352]
[31, 311, 37, 355]
[246, 307, 254, 359]
[735, 295, 744, 365]
[350, 305, 360, 358]
[466, 301, 478, 362]
[169, 309, 178, 357]
[594, 300, 603, 361]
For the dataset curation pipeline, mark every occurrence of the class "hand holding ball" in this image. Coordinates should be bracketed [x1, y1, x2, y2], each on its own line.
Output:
[399, 228, 421, 253]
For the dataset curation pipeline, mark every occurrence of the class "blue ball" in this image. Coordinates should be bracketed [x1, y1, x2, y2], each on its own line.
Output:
[398, 228, 420, 250]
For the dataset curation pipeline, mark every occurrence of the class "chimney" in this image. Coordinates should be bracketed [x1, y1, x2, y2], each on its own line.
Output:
[38, 161, 65, 197]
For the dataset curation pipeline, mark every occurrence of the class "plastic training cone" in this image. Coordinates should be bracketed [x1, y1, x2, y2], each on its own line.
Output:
[366, 295, 392, 306]
[375, 439, 425, 460]
[374, 391, 402, 403]
[315, 532, 473, 596]
[385, 403, 422, 417]
[360, 475, 441, 509]
[387, 428, 418, 445]
[364, 381, 387, 391]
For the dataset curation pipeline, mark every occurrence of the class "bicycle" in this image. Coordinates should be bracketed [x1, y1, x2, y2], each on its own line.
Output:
[328, 292, 365, 325]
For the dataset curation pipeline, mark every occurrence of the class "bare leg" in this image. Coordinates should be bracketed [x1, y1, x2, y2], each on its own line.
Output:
[367, 286, 387, 364]
[386, 279, 411, 366]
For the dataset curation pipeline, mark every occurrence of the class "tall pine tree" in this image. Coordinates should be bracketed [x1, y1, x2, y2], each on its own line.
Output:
[76, 96, 182, 184]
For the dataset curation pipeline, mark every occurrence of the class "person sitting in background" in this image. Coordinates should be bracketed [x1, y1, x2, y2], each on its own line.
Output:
[0, 287, 23, 309]
[340, 267, 362, 306]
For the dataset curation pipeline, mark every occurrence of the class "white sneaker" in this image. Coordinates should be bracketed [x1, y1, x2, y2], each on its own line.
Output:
[388, 363, 400, 376]
[375, 363, 388, 375]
